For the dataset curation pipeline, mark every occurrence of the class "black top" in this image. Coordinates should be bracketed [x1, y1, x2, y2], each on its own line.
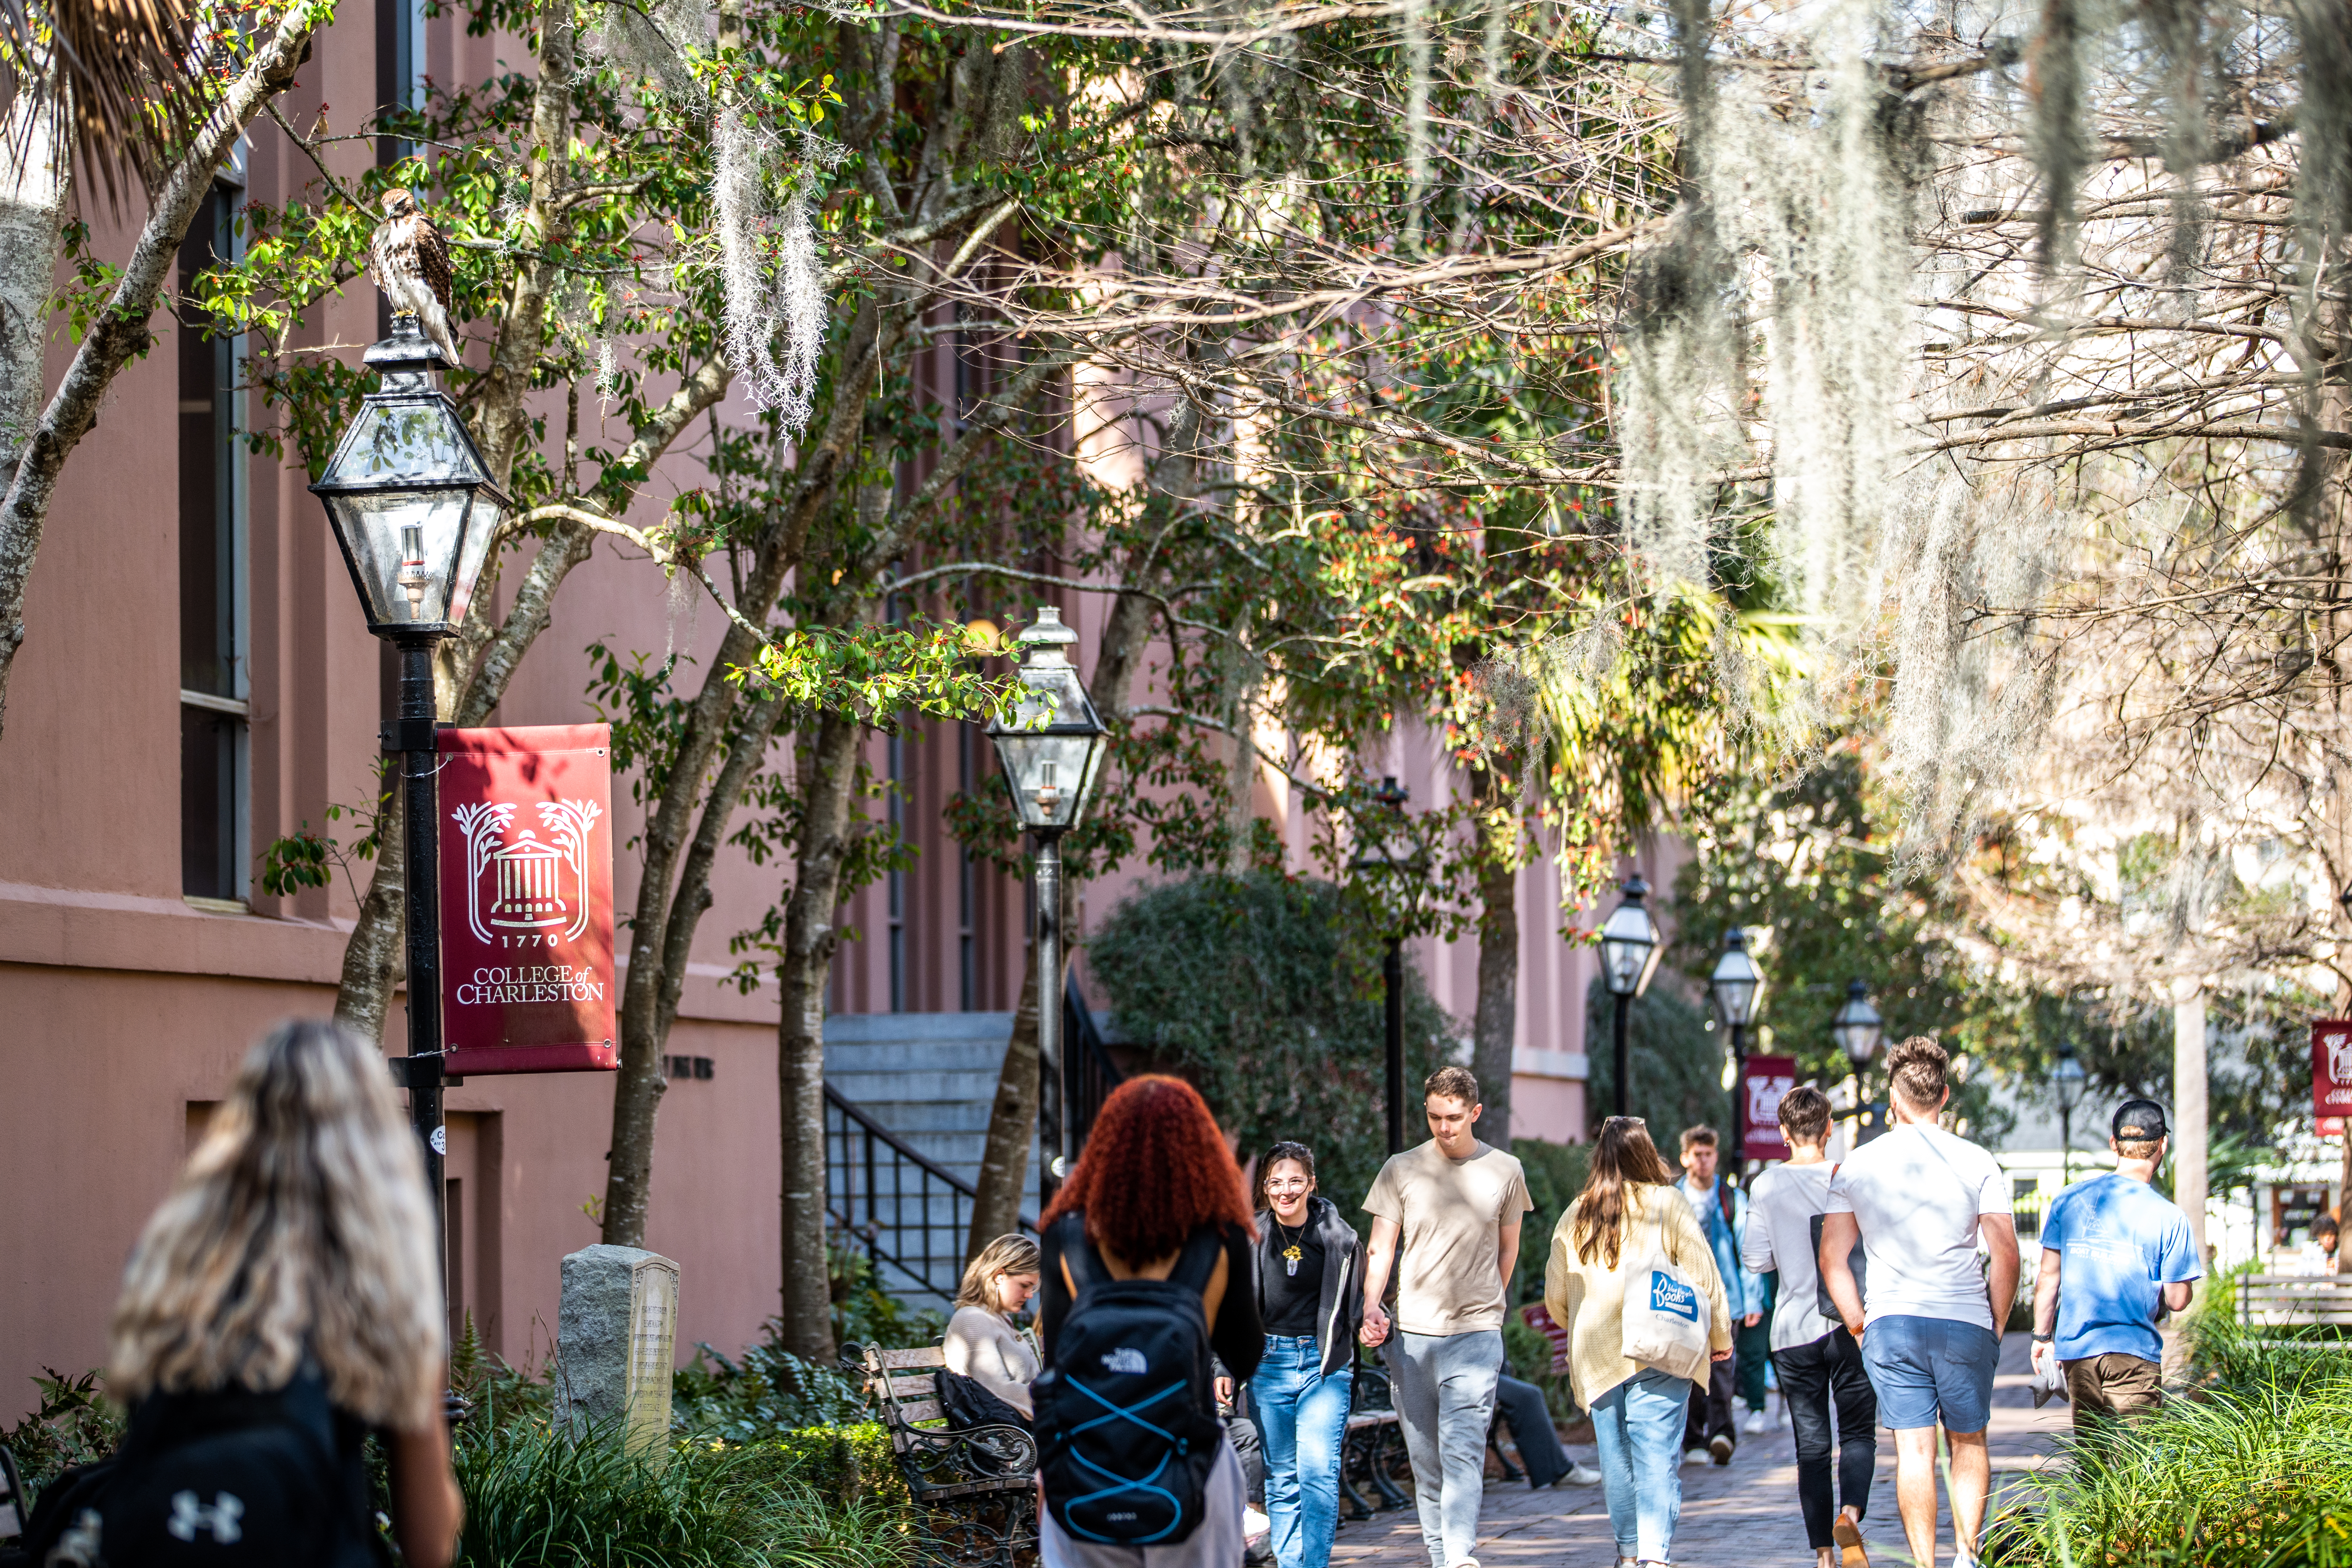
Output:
[1040, 1211, 1265, 1383]
[1246, 1193, 1365, 1377]
[1260, 1211, 1326, 1336]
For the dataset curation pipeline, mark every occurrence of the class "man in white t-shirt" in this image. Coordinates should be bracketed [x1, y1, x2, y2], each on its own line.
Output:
[1820, 1037, 2019, 1568]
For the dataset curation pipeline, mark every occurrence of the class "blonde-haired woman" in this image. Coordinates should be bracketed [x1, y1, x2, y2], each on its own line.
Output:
[103, 1019, 463, 1566]
[943, 1233, 1044, 1421]
[1545, 1116, 1732, 1568]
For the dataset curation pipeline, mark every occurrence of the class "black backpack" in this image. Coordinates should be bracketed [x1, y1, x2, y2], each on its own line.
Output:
[5, 1368, 377, 1568]
[1032, 1223, 1226, 1547]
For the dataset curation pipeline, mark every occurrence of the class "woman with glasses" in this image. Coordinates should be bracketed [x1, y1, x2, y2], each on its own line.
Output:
[1246, 1142, 1362, 1568]
[1544, 1117, 1732, 1568]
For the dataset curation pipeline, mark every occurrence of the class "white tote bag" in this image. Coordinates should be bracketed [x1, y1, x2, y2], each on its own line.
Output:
[1619, 1203, 1711, 1377]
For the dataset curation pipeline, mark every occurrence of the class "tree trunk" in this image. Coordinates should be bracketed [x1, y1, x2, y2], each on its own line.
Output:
[967, 891, 1046, 1255]
[0, 8, 318, 742]
[966, 588, 1158, 1258]
[333, 783, 406, 1041]
[598, 312, 881, 1249]
[777, 711, 863, 1363]
[1470, 768, 1519, 1145]
[0, 81, 70, 493]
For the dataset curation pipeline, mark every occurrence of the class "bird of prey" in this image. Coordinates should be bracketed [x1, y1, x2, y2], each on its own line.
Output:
[367, 187, 460, 366]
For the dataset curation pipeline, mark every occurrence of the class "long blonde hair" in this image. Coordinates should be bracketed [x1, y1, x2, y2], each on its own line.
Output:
[955, 1233, 1041, 1313]
[110, 1020, 443, 1429]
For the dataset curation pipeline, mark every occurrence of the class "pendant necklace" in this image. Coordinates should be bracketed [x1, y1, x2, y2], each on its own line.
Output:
[1277, 1217, 1305, 1277]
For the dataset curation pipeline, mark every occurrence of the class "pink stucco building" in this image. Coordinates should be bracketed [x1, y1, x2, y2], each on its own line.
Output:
[0, 4, 1638, 1422]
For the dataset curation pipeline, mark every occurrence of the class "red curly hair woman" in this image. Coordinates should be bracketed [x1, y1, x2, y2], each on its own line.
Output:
[1033, 1074, 1264, 1568]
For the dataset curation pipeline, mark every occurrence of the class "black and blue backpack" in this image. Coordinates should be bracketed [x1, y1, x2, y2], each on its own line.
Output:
[1031, 1220, 1226, 1546]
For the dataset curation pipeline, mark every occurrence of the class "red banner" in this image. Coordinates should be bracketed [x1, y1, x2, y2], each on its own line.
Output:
[437, 724, 618, 1075]
[2316, 1021, 2352, 1126]
[1743, 1054, 1798, 1161]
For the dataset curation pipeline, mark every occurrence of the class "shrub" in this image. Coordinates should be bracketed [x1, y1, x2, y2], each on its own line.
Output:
[1985, 1303, 2352, 1568]
[672, 1322, 870, 1441]
[453, 1419, 912, 1568]
[1, 1368, 124, 1504]
[1090, 869, 1457, 1219]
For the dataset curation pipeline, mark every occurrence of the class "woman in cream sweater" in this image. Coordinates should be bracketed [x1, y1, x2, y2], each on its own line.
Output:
[1544, 1116, 1733, 1568]
[944, 1233, 1044, 1420]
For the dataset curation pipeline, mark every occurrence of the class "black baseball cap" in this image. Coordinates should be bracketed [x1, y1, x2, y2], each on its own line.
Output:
[2112, 1099, 2168, 1142]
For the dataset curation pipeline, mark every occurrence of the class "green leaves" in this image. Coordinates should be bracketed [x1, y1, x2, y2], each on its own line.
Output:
[727, 617, 1016, 728]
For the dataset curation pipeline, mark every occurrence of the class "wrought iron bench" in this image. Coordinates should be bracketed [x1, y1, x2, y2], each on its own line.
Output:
[1338, 1363, 1410, 1520]
[851, 1342, 1038, 1568]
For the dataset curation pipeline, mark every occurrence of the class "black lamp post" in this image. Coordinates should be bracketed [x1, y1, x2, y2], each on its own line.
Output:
[2052, 1039, 2086, 1188]
[1598, 874, 1664, 1118]
[1352, 777, 1418, 1156]
[985, 607, 1109, 1194]
[311, 315, 508, 1249]
[1709, 926, 1764, 1161]
[1831, 978, 1885, 1146]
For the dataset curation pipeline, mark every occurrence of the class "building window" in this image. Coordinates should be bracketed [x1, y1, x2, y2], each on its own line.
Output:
[887, 727, 906, 1013]
[179, 184, 246, 902]
[958, 723, 975, 1011]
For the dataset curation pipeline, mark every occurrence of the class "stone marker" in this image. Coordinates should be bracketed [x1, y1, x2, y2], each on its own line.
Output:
[555, 1244, 679, 1458]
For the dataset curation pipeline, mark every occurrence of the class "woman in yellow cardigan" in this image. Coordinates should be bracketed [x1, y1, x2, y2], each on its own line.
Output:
[1544, 1117, 1734, 1568]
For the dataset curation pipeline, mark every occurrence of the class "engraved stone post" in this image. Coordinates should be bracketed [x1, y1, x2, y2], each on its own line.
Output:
[554, 1244, 679, 1460]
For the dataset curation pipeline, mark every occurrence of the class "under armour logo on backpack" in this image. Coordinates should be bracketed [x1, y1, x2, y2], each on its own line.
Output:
[1099, 1346, 1148, 1375]
[167, 1490, 245, 1543]
[45, 1508, 104, 1567]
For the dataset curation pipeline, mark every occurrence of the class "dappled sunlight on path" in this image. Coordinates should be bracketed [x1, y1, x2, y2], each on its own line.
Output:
[1330, 1335, 2069, 1567]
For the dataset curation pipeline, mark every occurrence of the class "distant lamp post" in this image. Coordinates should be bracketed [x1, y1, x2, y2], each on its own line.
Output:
[1599, 874, 1664, 1118]
[1709, 926, 1765, 1159]
[2052, 1039, 2087, 1188]
[986, 607, 1109, 1192]
[1832, 979, 1884, 1068]
[1353, 776, 1420, 1156]
[311, 315, 509, 1244]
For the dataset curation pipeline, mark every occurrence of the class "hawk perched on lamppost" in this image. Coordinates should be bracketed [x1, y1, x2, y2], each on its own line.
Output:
[367, 187, 460, 366]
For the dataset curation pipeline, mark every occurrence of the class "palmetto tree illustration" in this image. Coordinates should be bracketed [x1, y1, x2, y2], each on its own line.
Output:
[536, 800, 603, 942]
[449, 802, 517, 944]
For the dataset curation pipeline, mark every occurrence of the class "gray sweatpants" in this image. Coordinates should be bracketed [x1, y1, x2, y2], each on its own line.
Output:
[1384, 1329, 1504, 1568]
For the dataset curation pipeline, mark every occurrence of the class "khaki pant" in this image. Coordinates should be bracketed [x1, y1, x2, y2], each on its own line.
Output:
[2062, 1353, 2163, 1428]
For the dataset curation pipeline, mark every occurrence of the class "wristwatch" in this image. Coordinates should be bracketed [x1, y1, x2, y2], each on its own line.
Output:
[2031, 1332, 2054, 1344]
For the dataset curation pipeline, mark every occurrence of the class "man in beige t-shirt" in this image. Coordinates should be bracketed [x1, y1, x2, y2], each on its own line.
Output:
[1360, 1066, 1532, 1568]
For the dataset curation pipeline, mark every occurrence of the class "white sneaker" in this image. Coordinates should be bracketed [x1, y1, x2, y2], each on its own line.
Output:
[1682, 1446, 1710, 1466]
[1556, 1461, 1603, 1485]
[1742, 1408, 1768, 1436]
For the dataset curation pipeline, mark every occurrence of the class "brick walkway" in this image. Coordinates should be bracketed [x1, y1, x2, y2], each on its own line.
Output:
[1329, 1335, 2068, 1568]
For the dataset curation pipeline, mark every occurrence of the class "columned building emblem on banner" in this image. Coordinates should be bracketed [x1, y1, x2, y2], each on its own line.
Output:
[451, 799, 604, 945]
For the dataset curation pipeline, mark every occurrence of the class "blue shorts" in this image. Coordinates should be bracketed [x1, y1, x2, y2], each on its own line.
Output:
[1859, 1315, 1998, 1433]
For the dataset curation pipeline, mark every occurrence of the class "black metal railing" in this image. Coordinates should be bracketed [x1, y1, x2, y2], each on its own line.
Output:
[825, 1083, 1036, 1302]
[1064, 976, 1124, 1162]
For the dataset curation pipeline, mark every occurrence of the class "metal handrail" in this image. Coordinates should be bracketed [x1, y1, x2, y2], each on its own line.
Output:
[1064, 975, 1124, 1160]
[825, 1082, 1037, 1303]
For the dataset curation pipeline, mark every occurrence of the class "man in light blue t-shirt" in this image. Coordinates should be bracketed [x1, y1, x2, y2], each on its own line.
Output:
[2031, 1098, 2202, 1429]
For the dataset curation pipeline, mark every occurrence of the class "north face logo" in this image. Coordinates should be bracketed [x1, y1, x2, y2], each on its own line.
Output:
[1649, 1274, 1700, 1323]
[1100, 1346, 1148, 1375]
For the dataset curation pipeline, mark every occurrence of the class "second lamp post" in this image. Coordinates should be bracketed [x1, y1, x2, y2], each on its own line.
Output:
[1352, 777, 1420, 1156]
[986, 608, 1109, 1192]
[1709, 927, 1764, 1158]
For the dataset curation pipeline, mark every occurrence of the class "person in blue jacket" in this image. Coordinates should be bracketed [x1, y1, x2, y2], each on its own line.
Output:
[1674, 1125, 1766, 1464]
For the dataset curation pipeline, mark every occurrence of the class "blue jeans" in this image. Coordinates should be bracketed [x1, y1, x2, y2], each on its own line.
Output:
[1590, 1368, 1691, 1561]
[1249, 1335, 1352, 1568]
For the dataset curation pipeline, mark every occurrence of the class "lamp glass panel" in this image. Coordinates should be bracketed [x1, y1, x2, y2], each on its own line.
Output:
[447, 492, 499, 628]
[1710, 947, 1762, 1026]
[1598, 903, 1657, 997]
[324, 488, 473, 629]
[328, 399, 490, 486]
[2053, 1054, 2086, 1111]
[991, 728, 1095, 831]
